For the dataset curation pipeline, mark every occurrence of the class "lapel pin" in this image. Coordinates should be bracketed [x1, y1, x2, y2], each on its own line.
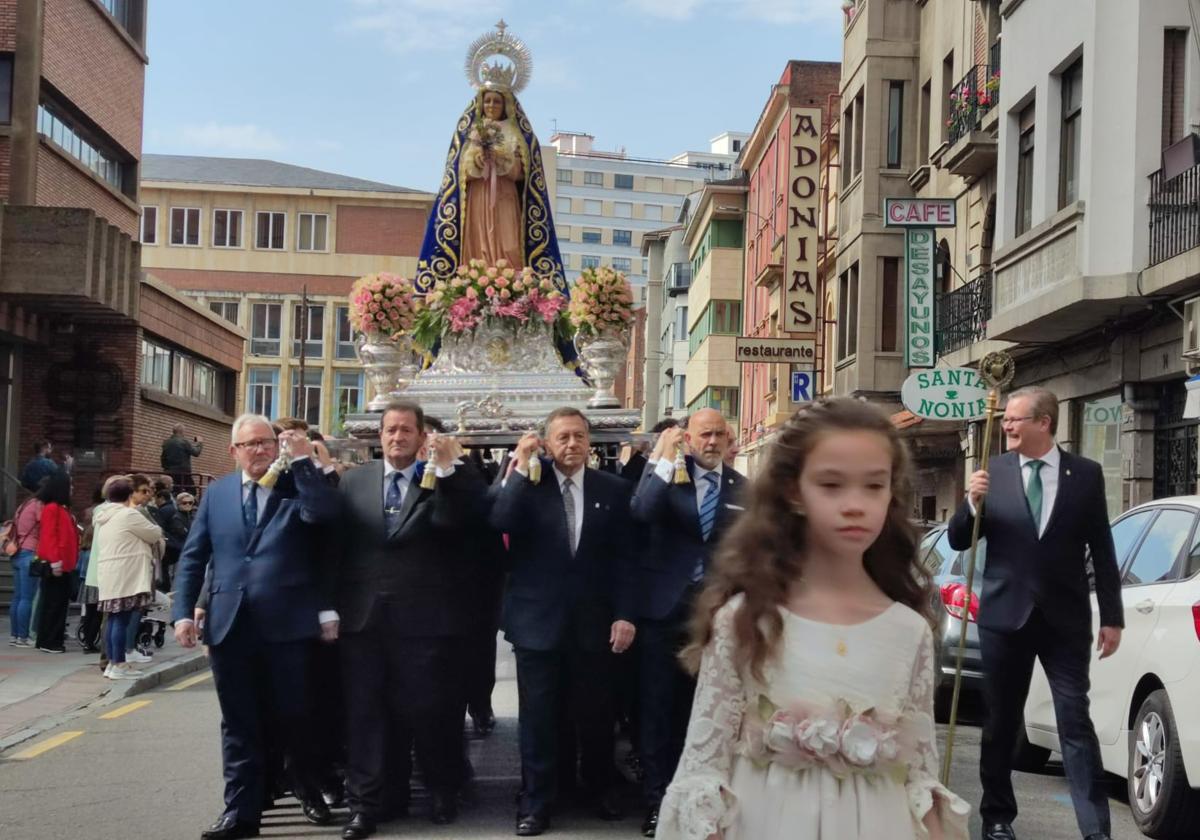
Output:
[594, 502, 600, 508]
[1066, 469, 1071, 476]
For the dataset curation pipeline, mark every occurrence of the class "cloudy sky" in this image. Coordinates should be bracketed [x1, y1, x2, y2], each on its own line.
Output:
[144, 0, 843, 192]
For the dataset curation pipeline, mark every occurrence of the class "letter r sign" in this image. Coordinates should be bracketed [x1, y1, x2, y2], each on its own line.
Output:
[791, 371, 812, 403]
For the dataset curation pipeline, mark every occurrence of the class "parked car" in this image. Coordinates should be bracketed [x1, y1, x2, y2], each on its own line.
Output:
[1021, 497, 1200, 838]
[918, 524, 987, 720]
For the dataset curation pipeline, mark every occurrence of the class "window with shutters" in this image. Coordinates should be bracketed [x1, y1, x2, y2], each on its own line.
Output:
[1163, 29, 1188, 151]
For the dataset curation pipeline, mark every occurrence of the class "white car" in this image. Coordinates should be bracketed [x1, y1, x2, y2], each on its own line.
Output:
[1020, 497, 1200, 838]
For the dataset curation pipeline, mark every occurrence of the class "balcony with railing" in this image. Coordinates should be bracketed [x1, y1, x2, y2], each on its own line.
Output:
[937, 64, 999, 179]
[1148, 164, 1200, 267]
[665, 262, 692, 296]
[935, 271, 992, 358]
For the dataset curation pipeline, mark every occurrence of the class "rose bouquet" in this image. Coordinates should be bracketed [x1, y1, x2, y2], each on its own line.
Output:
[411, 258, 569, 352]
[567, 266, 635, 339]
[464, 119, 516, 179]
[348, 272, 420, 339]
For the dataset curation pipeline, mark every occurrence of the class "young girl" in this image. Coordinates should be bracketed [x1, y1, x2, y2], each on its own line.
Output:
[655, 398, 970, 840]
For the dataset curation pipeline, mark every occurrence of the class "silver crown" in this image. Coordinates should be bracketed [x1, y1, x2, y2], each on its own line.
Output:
[464, 19, 532, 95]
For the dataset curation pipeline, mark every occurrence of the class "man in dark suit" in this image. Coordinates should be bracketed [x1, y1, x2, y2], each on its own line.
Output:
[173, 415, 339, 840]
[335, 401, 486, 840]
[948, 386, 1123, 840]
[490, 407, 637, 837]
[630, 408, 745, 837]
[162, 423, 204, 492]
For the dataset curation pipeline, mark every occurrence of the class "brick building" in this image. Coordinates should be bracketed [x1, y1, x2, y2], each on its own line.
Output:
[0, 0, 243, 529]
[139, 154, 432, 434]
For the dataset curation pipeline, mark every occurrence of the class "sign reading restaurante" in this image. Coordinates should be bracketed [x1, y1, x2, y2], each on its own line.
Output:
[735, 336, 816, 364]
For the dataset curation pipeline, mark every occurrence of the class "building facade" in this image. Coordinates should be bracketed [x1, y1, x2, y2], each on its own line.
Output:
[736, 60, 842, 474]
[548, 131, 745, 291]
[642, 223, 692, 427]
[139, 155, 432, 434]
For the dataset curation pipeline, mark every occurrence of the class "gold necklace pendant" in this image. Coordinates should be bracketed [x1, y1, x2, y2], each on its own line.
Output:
[836, 639, 848, 657]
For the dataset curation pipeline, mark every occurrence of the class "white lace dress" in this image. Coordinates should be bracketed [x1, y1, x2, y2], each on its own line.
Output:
[656, 594, 970, 840]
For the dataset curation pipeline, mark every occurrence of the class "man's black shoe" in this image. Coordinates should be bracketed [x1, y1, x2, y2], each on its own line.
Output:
[472, 711, 496, 737]
[342, 813, 376, 840]
[593, 790, 624, 821]
[431, 791, 457, 825]
[1084, 835, 1112, 840]
[641, 805, 659, 837]
[983, 824, 1017, 840]
[200, 813, 259, 840]
[303, 799, 332, 825]
[516, 813, 549, 836]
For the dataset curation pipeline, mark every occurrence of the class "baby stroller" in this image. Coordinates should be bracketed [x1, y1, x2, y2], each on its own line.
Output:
[134, 589, 172, 655]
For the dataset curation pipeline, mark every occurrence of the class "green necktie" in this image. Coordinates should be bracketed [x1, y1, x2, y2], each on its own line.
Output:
[1025, 459, 1044, 527]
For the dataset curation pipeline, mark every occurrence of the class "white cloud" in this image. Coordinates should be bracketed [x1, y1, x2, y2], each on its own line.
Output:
[621, 0, 706, 20]
[176, 122, 285, 154]
[622, 0, 838, 24]
[343, 0, 508, 53]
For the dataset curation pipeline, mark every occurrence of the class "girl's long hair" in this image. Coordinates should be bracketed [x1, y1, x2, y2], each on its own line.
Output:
[682, 397, 933, 681]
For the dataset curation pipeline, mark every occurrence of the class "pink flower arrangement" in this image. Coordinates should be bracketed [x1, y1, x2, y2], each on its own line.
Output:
[348, 273, 420, 339]
[568, 266, 635, 338]
[412, 258, 568, 350]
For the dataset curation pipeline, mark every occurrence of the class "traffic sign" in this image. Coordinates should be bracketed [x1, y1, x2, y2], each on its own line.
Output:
[791, 371, 812, 403]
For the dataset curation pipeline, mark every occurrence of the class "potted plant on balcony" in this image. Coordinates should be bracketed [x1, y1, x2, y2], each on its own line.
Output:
[348, 272, 422, 410]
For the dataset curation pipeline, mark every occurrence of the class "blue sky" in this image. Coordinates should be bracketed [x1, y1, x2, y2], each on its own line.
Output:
[144, 0, 843, 193]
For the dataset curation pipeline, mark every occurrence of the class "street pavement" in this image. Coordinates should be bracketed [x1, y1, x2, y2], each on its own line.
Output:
[0, 640, 1145, 840]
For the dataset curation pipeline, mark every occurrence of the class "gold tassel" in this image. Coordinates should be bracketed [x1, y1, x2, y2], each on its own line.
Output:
[673, 444, 690, 484]
[257, 462, 284, 489]
[420, 466, 437, 490]
[528, 456, 542, 485]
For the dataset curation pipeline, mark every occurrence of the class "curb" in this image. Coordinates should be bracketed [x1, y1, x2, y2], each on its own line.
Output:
[0, 650, 209, 754]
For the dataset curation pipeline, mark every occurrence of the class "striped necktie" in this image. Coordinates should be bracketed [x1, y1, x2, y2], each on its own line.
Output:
[699, 472, 720, 541]
[242, 480, 258, 534]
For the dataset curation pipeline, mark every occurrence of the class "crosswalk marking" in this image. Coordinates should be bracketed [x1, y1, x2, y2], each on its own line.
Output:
[10, 730, 84, 759]
[99, 700, 152, 720]
[166, 671, 213, 691]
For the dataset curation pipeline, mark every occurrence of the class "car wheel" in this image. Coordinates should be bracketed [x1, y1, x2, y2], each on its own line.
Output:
[1128, 689, 1200, 838]
[1012, 722, 1051, 773]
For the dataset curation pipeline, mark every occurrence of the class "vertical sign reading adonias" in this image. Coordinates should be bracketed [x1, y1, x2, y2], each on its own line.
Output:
[904, 229, 935, 367]
[785, 107, 821, 337]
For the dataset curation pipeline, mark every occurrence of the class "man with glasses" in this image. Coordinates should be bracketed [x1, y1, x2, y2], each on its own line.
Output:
[172, 414, 340, 840]
[948, 387, 1123, 840]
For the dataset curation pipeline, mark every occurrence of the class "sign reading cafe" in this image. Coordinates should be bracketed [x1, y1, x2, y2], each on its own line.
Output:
[785, 107, 821, 336]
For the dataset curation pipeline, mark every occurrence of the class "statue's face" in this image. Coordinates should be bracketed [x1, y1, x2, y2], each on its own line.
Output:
[482, 91, 505, 121]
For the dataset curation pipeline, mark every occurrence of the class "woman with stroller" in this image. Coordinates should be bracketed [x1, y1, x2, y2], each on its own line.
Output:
[94, 476, 164, 680]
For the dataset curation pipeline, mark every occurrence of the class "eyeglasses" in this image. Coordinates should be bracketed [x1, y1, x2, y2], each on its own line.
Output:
[233, 438, 276, 451]
[1000, 415, 1038, 426]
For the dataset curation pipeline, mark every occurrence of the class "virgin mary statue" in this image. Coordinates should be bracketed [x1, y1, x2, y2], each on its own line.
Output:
[415, 22, 567, 299]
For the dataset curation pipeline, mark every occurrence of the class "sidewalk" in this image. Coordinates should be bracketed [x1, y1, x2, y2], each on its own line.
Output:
[0, 612, 206, 751]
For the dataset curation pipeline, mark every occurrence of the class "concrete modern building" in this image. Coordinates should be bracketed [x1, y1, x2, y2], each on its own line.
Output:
[548, 131, 746, 291]
[139, 154, 433, 434]
[642, 223, 691, 428]
[735, 60, 842, 475]
[0, 0, 244, 527]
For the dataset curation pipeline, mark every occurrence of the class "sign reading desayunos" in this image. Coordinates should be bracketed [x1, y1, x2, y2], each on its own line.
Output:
[900, 367, 991, 421]
[784, 106, 821, 336]
[904, 228, 936, 368]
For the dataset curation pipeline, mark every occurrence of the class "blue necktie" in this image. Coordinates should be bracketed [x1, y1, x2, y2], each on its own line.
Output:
[242, 480, 258, 533]
[699, 472, 720, 541]
[385, 471, 404, 532]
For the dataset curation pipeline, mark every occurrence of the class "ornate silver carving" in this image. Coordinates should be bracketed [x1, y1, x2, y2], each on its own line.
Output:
[356, 333, 420, 411]
[465, 20, 532, 94]
[575, 332, 628, 409]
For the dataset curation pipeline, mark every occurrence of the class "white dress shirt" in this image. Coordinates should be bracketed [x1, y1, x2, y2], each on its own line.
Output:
[382, 460, 418, 510]
[553, 464, 585, 553]
[1020, 445, 1060, 537]
[651, 458, 724, 514]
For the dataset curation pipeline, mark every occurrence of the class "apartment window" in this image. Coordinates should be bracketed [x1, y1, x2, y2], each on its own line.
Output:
[614, 173, 634, 190]
[335, 371, 364, 422]
[583, 199, 603, 215]
[255, 211, 286, 250]
[919, 79, 932, 162]
[644, 177, 663, 192]
[674, 306, 688, 340]
[886, 81, 904, 169]
[581, 255, 601, 270]
[712, 300, 741, 333]
[140, 339, 171, 390]
[612, 257, 632, 273]
[247, 368, 278, 418]
[36, 101, 130, 194]
[881, 257, 899, 352]
[582, 228, 602, 244]
[673, 375, 686, 410]
[837, 263, 859, 362]
[98, 0, 134, 34]
[208, 301, 239, 325]
[732, 139, 742, 153]
[335, 306, 357, 359]
[614, 202, 633, 219]
[708, 387, 739, 418]
[250, 302, 282, 356]
[140, 206, 157, 245]
[141, 338, 227, 411]
[1059, 60, 1082, 208]
[557, 168, 572, 184]
[643, 204, 663, 221]
[853, 90, 865, 176]
[298, 212, 329, 251]
[292, 303, 325, 358]
[613, 229, 632, 246]
[841, 98, 856, 187]
[212, 209, 243, 248]
[584, 171, 604, 186]
[290, 369, 323, 427]
[0, 54, 11, 124]
[941, 50, 955, 143]
[1163, 29, 1188, 150]
[556, 197, 572, 215]
[1015, 103, 1035, 236]
[169, 207, 200, 246]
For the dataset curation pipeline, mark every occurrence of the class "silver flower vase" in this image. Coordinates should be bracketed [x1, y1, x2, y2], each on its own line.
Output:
[574, 331, 627, 409]
[357, 332, 419, 410]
